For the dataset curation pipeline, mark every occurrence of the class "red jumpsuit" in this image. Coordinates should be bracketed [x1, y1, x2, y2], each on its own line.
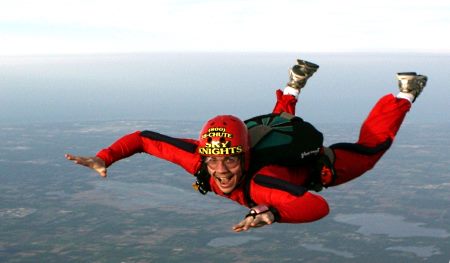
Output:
[96, 90, 411, 223]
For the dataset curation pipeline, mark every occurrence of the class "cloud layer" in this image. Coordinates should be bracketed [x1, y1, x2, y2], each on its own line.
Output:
[1, 0, 449, 55]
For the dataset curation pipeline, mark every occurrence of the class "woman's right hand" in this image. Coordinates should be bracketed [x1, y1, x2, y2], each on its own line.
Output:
[65, 154, 108, 178]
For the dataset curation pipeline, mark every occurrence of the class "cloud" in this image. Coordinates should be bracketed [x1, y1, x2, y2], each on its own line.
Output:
[1, 0, 449, 55]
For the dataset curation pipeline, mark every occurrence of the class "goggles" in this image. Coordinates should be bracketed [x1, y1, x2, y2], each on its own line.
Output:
[204, 156, 241, 169]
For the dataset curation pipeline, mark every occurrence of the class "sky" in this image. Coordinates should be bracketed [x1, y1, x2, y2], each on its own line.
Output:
[1, 0, 450, 55]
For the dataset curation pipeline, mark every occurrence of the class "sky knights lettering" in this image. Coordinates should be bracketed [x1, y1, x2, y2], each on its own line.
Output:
[198, 146, 243, 155]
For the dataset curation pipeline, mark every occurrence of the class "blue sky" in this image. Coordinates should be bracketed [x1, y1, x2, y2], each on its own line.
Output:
[1, 0, 449, 55]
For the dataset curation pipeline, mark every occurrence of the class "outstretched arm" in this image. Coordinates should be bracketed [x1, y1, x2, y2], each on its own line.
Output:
[247, 174, 330, 224]
[65, 131, 144, 178]
[231, 188, 329, 232]
[66, 130, 202, 177]
[271, 191, 330, 223]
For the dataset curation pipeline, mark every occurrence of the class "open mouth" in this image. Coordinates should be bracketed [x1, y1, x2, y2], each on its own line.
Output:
[213, 174, 235, 186]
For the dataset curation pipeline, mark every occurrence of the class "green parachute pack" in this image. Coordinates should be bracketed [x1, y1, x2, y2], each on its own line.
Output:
[245, 112, 324, 169]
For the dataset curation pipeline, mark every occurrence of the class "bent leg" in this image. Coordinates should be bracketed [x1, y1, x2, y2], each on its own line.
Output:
[272, 58, 319, 115]
[329, 94, 412, 186]
[272, 90, 298, 115]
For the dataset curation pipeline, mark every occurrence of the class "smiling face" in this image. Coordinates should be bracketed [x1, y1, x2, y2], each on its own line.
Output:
[205, 156, 243, 194]
[198, 115, 250, 194]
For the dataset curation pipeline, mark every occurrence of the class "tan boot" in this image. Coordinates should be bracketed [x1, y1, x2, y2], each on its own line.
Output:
[287, 59, 319, 90]
[397, 72, 428, 102]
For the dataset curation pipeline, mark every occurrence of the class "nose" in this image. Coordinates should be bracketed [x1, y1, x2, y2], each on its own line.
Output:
[214, 160, 229, 173]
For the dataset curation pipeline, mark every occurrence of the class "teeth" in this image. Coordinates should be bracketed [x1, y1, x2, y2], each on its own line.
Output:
[214, 174, 233, 183]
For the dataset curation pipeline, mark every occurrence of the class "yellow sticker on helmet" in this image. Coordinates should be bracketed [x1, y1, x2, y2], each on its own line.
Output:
[199, 127, 243, 155]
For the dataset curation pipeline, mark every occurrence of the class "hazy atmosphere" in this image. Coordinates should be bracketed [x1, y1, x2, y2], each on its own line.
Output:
[1, 0, 450, 55]
[1, 53, 449, 125]
[1, 1, 449, 262]
[1, 1, 449, 125]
